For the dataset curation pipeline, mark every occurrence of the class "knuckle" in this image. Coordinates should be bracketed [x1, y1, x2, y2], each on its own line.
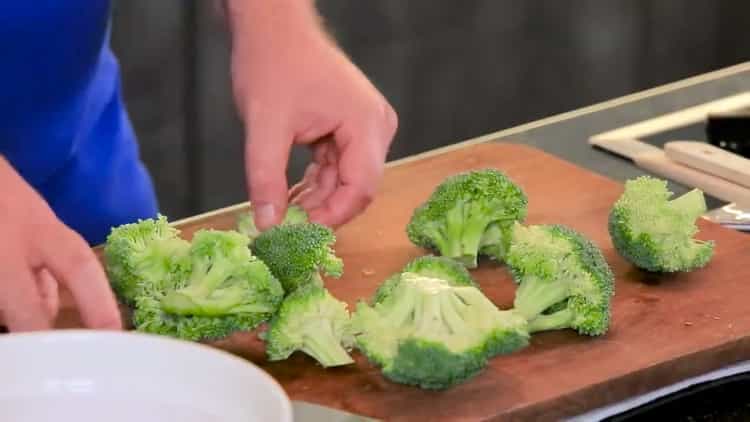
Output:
[60, 235, 95, 274]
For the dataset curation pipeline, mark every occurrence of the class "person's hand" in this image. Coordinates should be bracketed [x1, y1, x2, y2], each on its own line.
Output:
[224, 0, 398, 230]
[0, 157, 122, 332]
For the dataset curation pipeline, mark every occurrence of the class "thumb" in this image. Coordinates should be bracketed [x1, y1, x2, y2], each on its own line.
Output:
[245, 120, 293, 230]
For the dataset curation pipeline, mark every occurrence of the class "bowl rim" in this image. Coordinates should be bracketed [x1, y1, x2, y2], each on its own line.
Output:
[0, 329, 293, 422]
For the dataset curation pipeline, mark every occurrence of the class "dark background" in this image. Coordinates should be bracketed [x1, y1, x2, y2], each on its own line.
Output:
[109, 1, 750, 221]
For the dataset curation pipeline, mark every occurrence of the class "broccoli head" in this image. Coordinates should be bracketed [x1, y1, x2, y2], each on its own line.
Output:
[352, 272, 529, 390]
[251, 222, 343, 294]
[103, 215, 191, 305]
[406, 168, 527, 268]
[133, 229, 284, 341]
[264, 284, 354, 367]
[372, 255, 477, 304]
[237, 204, 308, 242]
[608, 176, 714, 272]
[506, 223, 615, 336]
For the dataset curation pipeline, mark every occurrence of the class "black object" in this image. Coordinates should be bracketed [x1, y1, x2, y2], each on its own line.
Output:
[706, 108, 750, 158]
[604, 371, 750, 421]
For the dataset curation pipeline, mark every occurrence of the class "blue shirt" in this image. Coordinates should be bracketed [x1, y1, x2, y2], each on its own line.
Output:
[0, 1, 158, 245]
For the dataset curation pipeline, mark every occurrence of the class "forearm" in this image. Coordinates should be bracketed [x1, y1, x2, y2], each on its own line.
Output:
[220, 0, 328, 53]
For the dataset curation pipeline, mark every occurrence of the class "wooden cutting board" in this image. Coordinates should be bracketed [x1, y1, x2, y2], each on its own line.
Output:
[57, 142, 750, 421]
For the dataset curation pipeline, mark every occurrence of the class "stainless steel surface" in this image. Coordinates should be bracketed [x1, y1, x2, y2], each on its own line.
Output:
[292, 401, 379, 422]
[702, 203, 750, 232]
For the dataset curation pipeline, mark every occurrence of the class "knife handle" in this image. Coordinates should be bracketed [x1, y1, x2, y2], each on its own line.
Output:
[664, 141, 750, 189]
[633, 150, 750, 207]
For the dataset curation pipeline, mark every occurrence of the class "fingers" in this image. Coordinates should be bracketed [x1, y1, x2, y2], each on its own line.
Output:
[245, 118, 293, 230]
[36, 268, 59, 320]
[40, 227, 122, 330]
[297, 163, 339, 210]
[307, 119, 391, 227]
[289, 161, 320, 202]
[0, 266, 50, 331]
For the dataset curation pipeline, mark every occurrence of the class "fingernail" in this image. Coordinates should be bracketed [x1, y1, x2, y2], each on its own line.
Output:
[254, 203, 277, 229]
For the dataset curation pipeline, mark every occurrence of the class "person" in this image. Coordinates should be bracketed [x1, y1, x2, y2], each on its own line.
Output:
[0, 1, 397, 333]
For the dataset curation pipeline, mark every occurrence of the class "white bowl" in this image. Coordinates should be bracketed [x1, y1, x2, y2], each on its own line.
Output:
[0, 330, 292, 422]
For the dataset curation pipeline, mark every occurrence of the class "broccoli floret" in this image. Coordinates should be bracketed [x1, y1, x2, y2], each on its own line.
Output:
[372, 255, 477, 304]
[352, 272, 529, 390]
[103, 215, 191, 305]
[237, 205, 308, 242]
[251, 222, 343, 294]
[608, 176, 714, 272]
[406, 169, 527, 268]
[506, 223, 615, 336]
[264, 284, 354, 367]
[133, 229, 284, 341]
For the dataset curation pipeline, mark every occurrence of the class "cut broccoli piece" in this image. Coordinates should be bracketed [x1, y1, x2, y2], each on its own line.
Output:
[352, 272, 529, 390]
[132, 229, 284, 341]
[406, 169, 527, 268]
[609, 176, 714, 272]
[372, 255, 477, 304]
[264, 284, 354, 367]
[506, 223, 615, 336]
[237, 205, 308, 242]
[478, 223, 513, 264]
[103, 215, 191, 305]
[251, 222, 343, 294]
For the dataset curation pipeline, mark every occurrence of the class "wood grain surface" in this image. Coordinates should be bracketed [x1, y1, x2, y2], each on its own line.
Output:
[57, 142, 750, 421]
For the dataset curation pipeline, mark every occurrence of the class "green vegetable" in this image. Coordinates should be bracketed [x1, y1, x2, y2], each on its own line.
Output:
[251, 222, 343, 294]
[406, 168, 527, 268]
[506, 223, 615, 336]
[237, 204, 308, 242]
[130, 229, 284, 341]
[103, 215, 191, 305]
[264, 284, 354, 367]
[352, 271, 529, 390]
[608, 176, 714, 272]
[372, 255, 477, 304]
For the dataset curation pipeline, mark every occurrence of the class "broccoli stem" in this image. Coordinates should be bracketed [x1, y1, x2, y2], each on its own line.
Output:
[300, 320, 354, 367]
[527, 308, 574, 333]
[669, 188, 706, 219]
[513, 276, 570, 321]
[430, 205, 466, 260]
[160, 258, 233, 315]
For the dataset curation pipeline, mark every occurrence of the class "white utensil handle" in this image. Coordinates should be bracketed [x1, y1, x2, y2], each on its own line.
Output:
[633, 151, 750, 207]
[664, 141, 750, 189]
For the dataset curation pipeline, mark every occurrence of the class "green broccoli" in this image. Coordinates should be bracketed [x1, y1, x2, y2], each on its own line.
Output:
[264, 284, 354, 367]
[132, 229, 284, 341]
[372, 255, 477, 304]
[608, 176, 714, 272]
[352, 272, 529, 390]
[103, 215, 191, 305]
[506, 223, 615, 336]
[406, 168, 527, 268]
[251, 222, 343, 294]
[237, 204, 308, 242]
